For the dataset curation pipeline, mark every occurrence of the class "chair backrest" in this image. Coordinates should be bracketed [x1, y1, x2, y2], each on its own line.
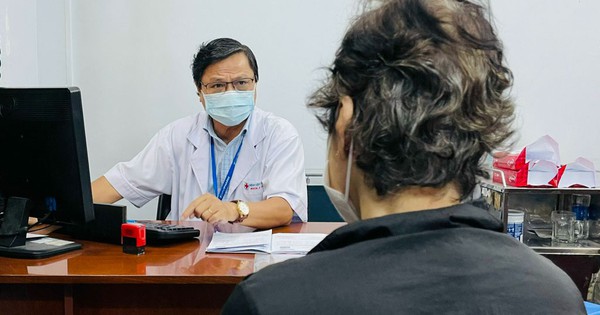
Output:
[307, 185, 343, 222]
[156, 194, 172, 220]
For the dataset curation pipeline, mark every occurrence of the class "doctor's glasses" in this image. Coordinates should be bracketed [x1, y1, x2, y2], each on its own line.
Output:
[200, 78, 256, 94]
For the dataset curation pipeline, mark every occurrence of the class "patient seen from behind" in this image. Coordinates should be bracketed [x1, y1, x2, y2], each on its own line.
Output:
[221, 0, 586, 314]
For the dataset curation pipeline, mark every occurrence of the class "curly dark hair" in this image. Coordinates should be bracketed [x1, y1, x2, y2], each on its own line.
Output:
[309, 0, 515, 200]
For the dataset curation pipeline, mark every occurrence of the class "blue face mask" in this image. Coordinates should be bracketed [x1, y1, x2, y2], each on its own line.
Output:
[202, 90, 255, 127]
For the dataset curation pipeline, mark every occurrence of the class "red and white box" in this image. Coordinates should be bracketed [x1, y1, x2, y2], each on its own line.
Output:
[554, 157, 597, 188]
[493, 135, 560, 171]
[493, 160, 559, 187]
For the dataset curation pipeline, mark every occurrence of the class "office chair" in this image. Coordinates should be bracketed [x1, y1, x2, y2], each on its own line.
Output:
[307, 186, 343, 222]
[157, 188, 342, 222]
[156, 194, 171, 220]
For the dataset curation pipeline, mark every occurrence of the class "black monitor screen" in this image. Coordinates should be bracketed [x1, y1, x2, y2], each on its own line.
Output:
[0, 87, 94, 225]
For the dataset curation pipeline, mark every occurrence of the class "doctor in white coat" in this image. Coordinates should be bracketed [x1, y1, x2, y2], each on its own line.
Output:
[92, 38, 307, 229]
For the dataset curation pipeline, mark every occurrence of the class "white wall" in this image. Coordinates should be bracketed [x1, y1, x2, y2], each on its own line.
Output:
[0, 0, 69, 86]
[491, 0, 600, 163]
[69, 0, 359, 219]
[2, 0, 600, 219]
[0, 0, 40, 86]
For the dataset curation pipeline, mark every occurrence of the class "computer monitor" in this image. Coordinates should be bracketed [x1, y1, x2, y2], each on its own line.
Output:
[0, 87, 95, 227]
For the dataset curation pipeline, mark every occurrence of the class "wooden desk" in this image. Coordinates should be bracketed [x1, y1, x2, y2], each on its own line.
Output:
[0, 222, 344, 315]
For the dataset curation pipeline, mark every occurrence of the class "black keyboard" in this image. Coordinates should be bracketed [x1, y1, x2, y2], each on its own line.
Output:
[141, 222, 200, 242]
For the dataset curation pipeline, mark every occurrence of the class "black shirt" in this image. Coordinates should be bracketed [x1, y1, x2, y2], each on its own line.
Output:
[222, 204, 586, 314]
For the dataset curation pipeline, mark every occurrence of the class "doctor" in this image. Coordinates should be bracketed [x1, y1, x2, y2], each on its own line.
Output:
[92, 38, 307, 229]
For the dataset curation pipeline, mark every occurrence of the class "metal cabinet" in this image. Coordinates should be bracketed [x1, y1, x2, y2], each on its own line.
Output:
[479, 181, 600, 299]
[480, 182, 600, 231]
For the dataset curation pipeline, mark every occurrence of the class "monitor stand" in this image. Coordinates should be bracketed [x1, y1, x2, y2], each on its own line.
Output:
[0, 197, 81, 259]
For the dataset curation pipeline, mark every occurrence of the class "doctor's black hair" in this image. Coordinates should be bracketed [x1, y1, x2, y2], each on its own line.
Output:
[308, 0, 515, 200]
[191, 38, 259, 88]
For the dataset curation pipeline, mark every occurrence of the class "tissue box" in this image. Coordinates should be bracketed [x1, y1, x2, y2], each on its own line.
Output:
[493, 135, 560, 171]
[554, 157, 597, 188]
[493, 152, 526, 171]
[493, 160, 558, 187]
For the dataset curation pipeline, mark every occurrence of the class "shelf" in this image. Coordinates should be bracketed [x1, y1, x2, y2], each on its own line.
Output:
[480, 181, 600, 195]
[526, 235, 600, 256]
[479, 180, 600, 255]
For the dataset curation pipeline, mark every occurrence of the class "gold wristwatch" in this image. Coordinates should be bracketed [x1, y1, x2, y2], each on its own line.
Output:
[231, 200, 249, 223]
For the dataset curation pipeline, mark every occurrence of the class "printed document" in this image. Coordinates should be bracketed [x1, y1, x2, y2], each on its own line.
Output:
[206, 229, 327, 254]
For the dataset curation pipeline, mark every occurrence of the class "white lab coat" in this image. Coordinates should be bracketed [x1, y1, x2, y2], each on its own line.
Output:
[104, 107, 308, 222]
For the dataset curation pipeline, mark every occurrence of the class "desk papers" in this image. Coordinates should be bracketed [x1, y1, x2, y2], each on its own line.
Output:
[26, 233, 48, 239]
[271, 233, 327, 254]
[206, 229, 327, 254]
[207, 229, 272, 253]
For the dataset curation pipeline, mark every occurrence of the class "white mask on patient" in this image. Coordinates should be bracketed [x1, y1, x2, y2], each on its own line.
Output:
[323, 139, 360, 223]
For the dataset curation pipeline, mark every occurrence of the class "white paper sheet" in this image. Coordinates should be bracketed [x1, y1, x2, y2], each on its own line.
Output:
[270, 233, 327, 254]
[206, 229, 272, 253]
[206, 230, 327, 255]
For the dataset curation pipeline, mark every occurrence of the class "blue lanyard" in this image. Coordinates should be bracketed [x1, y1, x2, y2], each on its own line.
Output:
[211, 132, 246, 200]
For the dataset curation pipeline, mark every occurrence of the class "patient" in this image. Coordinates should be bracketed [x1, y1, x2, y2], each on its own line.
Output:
[221, 0, 586, 313]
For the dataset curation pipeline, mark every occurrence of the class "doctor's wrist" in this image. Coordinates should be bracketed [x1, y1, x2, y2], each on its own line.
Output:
[223, 201, 238, 222]
[228, 200, 250, 223]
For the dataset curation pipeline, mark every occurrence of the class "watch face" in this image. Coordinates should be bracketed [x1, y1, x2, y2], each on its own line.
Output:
[239, 202, 250, 216]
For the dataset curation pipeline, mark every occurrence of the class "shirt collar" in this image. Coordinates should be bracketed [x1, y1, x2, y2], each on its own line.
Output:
[187, 111, 254, 148]
[203, 113, 252, 145]
[309, 203, 503, 254]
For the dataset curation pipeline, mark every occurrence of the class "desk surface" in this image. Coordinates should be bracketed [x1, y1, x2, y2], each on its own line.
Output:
[0, 222, 345, 285]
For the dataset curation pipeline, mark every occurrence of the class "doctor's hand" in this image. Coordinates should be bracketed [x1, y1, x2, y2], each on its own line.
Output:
[181, 193, 239, 224]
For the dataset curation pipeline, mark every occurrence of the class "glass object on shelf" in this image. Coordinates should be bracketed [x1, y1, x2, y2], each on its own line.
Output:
[551, 210, 575, 243]
[572, 194, 591, 241]
[507, 209, 525, 242]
